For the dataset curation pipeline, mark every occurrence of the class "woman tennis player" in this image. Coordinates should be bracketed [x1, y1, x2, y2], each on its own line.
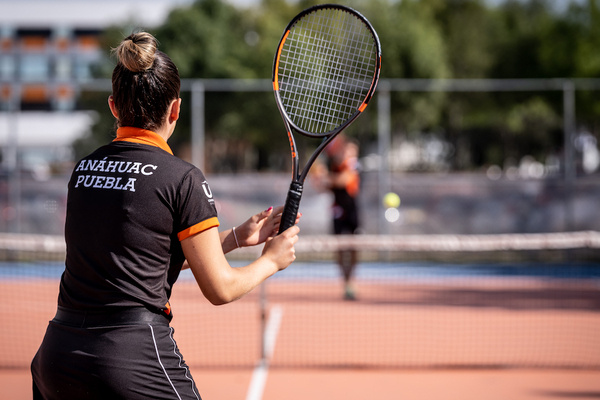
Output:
[31, 31, 299, 400]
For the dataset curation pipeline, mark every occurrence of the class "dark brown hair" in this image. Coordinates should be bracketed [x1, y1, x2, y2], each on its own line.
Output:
[111, 32, 180, 132]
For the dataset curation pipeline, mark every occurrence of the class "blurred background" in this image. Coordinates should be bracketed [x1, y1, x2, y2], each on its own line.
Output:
[1, 2, 599, 398]
[1, 0, 599, 237]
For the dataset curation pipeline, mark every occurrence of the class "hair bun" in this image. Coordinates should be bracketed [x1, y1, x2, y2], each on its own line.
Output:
[114, 32, 157, 72]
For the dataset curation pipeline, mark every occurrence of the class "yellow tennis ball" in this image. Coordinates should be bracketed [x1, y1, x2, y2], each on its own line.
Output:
[383, 192, 400, 208]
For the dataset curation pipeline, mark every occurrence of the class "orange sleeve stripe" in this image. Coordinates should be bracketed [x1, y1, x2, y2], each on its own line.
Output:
[177, 217, 220, 241]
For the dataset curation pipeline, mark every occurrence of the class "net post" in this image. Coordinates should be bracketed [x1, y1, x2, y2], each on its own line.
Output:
[259, 281, 268, 364]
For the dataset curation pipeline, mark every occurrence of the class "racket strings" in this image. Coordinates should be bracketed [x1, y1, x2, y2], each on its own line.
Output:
[278, 8, 377, 134]
[282, 16, 371, 130]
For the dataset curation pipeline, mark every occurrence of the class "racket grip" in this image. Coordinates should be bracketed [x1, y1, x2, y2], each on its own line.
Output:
[278, 181, 303, 234]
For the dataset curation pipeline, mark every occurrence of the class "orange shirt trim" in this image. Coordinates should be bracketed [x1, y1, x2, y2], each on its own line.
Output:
[346, 173, 360, 197]
[113, 127, 173, 155]
[339, 159, 360, 197]
[177, 217, 220, 241]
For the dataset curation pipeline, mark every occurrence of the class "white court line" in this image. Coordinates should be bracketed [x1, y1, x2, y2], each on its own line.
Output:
[245, 305, 283, 400]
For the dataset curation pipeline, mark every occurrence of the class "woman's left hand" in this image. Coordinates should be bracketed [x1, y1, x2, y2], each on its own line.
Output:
[236, 206, 301, 247]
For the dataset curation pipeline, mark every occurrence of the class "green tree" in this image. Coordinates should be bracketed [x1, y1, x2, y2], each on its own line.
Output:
[491, 0, 557, 78]
[77, 0, 600, 172]
[435, 0, 496, 78]
[563, 1, 600, 135]
[369, 0, 450, 138]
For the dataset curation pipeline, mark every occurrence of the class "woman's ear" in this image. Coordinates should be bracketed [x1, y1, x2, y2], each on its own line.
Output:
[108, 95, 119, 119]
[169, 98, 182, 123]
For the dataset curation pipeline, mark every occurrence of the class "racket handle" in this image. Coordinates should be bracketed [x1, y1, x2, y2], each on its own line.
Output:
[278, 181, 303, 234]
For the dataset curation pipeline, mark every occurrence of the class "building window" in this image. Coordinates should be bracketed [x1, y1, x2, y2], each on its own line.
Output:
[19, 54, 51, 82]
[0, 56, 16, 80]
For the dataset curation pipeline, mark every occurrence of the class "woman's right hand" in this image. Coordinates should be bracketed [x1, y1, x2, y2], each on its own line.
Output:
[261, 225, 300, 271]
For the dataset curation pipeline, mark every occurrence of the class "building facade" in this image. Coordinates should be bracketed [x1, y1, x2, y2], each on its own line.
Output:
[0, 25, 102, 112]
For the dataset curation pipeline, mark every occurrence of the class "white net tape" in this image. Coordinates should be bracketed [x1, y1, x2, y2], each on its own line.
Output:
[2, 231, 598, 256]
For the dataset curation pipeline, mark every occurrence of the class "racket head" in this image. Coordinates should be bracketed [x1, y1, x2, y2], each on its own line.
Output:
[272, 4, 381, 139]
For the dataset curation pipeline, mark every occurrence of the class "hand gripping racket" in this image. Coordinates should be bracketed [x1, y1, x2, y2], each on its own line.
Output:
[273, 3, 381, 234]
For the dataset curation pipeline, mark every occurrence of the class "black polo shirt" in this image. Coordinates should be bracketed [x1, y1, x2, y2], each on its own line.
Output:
[58, 127, 219, 317]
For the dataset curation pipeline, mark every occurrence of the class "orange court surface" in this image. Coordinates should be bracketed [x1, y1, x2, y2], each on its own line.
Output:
[2, 363, 600, 399]
[2, 268, 600, 399]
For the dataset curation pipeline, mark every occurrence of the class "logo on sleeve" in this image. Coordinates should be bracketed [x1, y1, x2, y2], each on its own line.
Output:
[202, 181, 215, 204]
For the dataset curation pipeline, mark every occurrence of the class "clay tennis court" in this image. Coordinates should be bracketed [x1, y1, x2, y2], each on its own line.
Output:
[2, 262, 599, 399]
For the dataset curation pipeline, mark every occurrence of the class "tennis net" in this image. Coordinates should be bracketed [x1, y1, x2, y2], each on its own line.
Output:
[1, 231, 599, 369]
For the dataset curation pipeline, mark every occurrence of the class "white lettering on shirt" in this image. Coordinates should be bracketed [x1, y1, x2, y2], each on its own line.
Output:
[73, 157, 156, 192]
[74, 174, 137, 192]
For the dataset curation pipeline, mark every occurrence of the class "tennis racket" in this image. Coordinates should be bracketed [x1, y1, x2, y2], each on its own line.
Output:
[273, 3, 381, 234]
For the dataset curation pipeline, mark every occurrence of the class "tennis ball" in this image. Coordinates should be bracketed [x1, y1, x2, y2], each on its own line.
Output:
[383, 192, 401, 209]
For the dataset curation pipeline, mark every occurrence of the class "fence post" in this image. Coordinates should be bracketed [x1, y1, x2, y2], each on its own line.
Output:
[6, 83, 21, 233]
[191, 81, 205, 171]
[562, 80, 575, 231]
[377, 80, 391, 235]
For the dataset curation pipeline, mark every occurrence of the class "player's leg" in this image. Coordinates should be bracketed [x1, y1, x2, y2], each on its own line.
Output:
[338, 249, 358, 300]
[334, 217, 359, 300]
